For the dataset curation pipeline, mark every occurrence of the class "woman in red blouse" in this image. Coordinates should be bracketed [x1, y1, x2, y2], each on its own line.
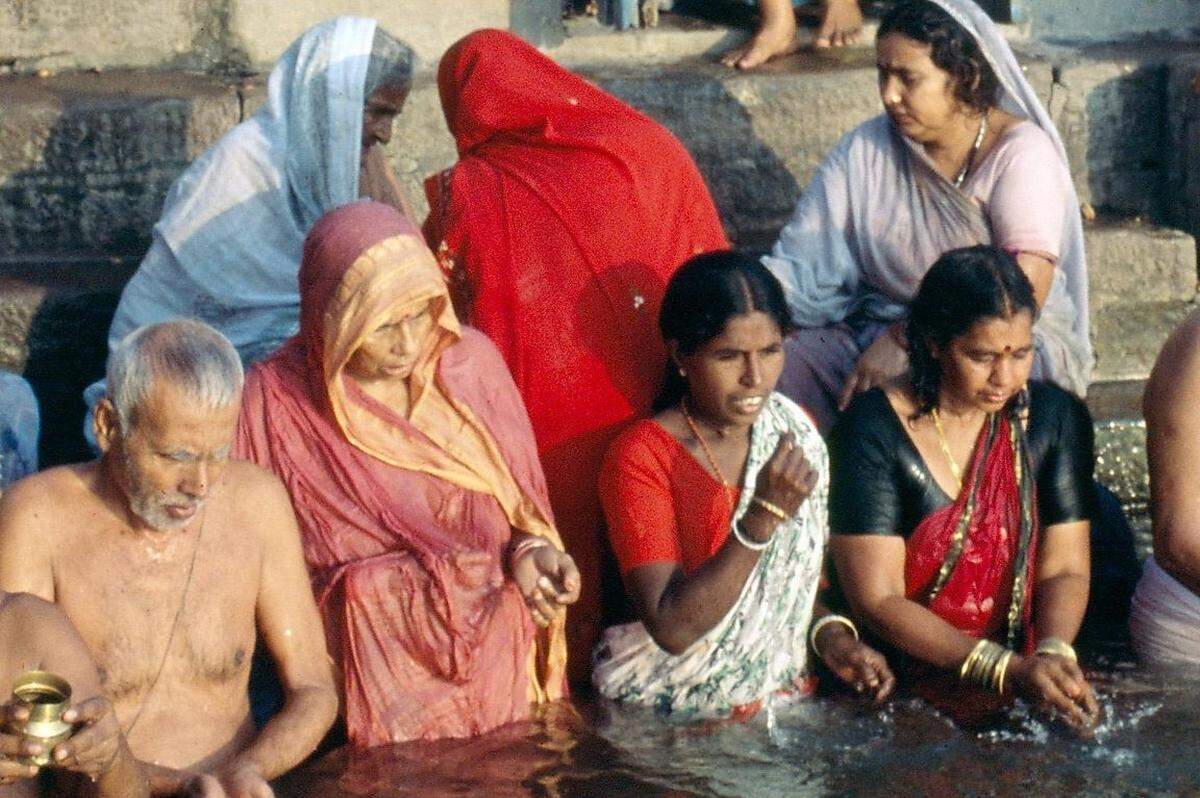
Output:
[592, 251, 893, 717]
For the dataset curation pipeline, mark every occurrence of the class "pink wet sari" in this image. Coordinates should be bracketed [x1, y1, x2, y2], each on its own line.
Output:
[236, 201, 567, 746]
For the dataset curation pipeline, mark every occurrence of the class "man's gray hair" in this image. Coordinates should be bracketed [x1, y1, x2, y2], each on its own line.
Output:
[107, 319, 244, 432]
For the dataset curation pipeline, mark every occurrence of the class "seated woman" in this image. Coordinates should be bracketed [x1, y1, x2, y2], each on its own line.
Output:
[234, 201, 579, 746]
[829, 246, 1098, 731]
[425, 29, 730, 679]
[1131, 309, 1200, 666]
[85, 17, 416, 418]
[763, 0, 1090, 432]
[593, 251, 893, 717]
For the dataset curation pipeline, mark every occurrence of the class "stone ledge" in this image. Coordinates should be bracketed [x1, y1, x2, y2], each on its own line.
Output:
[1091, 299, 1197, 382]
[1085, 219, 1197, 312]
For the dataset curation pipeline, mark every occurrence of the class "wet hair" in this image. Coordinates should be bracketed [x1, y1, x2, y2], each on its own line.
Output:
[364, 27, 415, 98]
[654, 250, 794, 411]
[906, 245, 1036, 416]
[107, 319, 244, 433]
[878, 1, 1000, 114]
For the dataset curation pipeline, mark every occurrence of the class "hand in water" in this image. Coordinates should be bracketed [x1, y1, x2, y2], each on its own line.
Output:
[838, 325, 909, 410]
[1009, 653, 1100, 735]
[513, 545, 582, 627]
[815, 625, 896, 701]
[0, 703, 41, 785]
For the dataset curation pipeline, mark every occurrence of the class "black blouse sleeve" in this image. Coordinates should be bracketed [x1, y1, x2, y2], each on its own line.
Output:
[1028, 382, 1097, 526]
[829, 389, 904, 536]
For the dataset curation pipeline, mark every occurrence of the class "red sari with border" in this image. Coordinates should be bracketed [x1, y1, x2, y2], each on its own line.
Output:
[903, 412, 1038, 722]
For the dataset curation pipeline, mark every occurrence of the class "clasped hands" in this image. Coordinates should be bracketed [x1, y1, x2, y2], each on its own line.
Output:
[0, 696, 121, 785]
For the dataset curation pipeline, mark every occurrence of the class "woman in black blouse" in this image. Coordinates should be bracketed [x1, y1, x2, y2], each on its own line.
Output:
[828, 245, 1099, 731]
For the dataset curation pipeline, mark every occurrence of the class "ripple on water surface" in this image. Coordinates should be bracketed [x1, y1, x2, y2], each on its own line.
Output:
[274, 668, 1200, 797]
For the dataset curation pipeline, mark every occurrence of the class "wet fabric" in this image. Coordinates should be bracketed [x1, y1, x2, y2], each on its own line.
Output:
[235, 201, 567, 746]
[591, 394, 827, 717]
[902, 411, 1037, 648]
[425, 29, 729, 679]
[600, 420, 744, 576]
[0, 373, 38, 490]
[828, 383, 1095, 539]
[763, 0, 1091, 430]
[1131, 556, 1200, 666]
[85, 17, 413, 426]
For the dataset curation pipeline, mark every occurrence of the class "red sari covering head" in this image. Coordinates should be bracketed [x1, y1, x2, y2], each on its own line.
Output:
[236, 200, 567, 746]
[424, 30, 729, 677]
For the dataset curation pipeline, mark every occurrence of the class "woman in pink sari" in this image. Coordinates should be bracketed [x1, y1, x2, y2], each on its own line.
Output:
[235, 200, 579, 746]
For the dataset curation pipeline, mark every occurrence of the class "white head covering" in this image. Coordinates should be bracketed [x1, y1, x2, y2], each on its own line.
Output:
[103, 16, 377, 366]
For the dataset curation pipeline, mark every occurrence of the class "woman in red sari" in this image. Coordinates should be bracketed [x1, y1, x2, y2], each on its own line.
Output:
[235, 200, 579, 746]
[828, 246, 1099, 731]
[425, 29, 729, 679]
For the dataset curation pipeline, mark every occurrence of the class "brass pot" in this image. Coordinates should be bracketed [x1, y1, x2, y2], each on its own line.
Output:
[8, 671, 73, 766]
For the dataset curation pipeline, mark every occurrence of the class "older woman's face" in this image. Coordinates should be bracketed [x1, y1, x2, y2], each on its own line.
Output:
[362, 81, 409, 152]
[936, 311, 1034, 414]
[346, 302, 434, 383]
[876, 33, 963, 144]
[676, 311, 784, 431]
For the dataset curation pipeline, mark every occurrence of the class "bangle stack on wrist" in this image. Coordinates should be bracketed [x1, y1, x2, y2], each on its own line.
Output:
[959, 639, 1015, 695]
[809, 614, 858, 659]
[1034, 636, 1077, 663]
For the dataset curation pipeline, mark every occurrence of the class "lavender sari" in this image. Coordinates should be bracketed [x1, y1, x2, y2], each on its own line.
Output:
[763, 0, 1090, 430]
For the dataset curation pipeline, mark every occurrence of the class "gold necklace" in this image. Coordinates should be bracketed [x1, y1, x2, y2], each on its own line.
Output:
[680, 399, 735, 512]
[953, 113, 988, 189]
[930, 407, 964, 490]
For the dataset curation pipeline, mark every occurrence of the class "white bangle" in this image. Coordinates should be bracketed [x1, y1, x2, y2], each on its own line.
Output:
[809, 614, 859, 659]
[731, 521, 770, 552]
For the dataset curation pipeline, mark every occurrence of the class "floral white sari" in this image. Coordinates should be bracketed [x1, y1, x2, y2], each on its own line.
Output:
[592, 393, 828, 717]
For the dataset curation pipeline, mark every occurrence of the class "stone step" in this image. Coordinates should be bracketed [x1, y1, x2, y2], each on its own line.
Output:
[4, 45, 1198, 255]
[0, 255, 138, 466]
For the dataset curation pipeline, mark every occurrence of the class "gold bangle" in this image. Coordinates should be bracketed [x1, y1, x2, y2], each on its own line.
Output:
[751, 495, 790, 522]
[1034, 637, 1077, 663]
[809, 614, 858, 659]
[995, 650, 1014, 695]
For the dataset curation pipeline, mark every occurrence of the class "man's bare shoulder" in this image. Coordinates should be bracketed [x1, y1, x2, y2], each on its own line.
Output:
[1146, 309, 1200, 421]
[0, 464, 99, 537]
[220, 461, 296, 538]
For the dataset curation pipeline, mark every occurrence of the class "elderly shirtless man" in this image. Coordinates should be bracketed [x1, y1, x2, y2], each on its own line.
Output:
[0, 320, 337, 797]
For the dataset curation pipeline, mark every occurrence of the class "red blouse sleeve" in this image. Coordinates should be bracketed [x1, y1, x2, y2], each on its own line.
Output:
[599, 423, 683, 575]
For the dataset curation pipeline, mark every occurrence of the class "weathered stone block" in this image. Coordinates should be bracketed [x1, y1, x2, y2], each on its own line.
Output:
[0, 256, 137, 465]
[0, 71, 240, 258]
[1049, 47, 1186, 219]
[0, 0, 214, 72]
[1091, 299, 1196, 381]
[225, 0, 510, 70]
[1017, 0, 1200, 43]
[1085, 220, 1196, 312]
[1167, 53, 1200, 244]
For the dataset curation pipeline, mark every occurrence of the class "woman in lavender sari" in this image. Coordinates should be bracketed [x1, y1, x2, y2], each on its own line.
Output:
[764, 0, 1090, 432]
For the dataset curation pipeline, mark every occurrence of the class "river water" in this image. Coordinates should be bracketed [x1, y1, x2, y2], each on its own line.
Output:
[274, 663, 1200, 797]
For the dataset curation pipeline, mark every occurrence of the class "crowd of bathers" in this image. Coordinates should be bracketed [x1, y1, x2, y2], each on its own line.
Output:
[1, 3, 1197, 796]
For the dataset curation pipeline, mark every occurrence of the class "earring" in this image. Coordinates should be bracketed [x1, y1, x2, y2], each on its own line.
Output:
[678, 367, 686, 377]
